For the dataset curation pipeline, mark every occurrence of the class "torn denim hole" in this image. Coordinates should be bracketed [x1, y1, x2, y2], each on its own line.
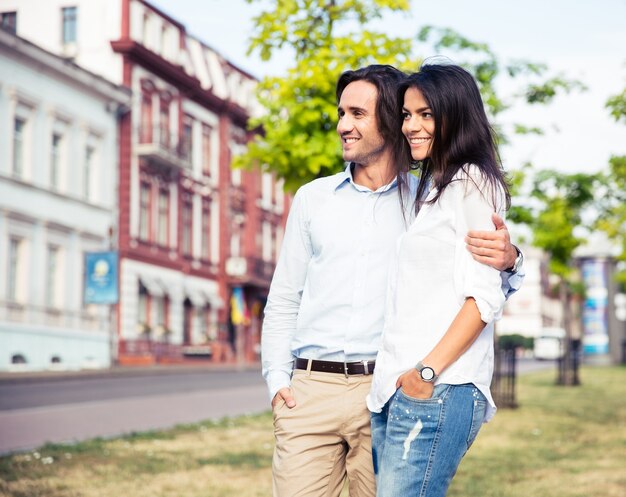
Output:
[402, 418, 423, 460]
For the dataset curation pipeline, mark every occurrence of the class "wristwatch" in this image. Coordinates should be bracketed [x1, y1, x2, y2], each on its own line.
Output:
[415, 361, 438, 383]
[506, 246, 523, 274]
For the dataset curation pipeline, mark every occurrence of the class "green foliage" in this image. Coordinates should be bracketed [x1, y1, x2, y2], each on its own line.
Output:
[513, 124, 544, 136]
[511, 166, 599, 280]
[237, 1, 585, 191]
[596, 155, 626, 283]
[606, 88, 626, 125]
[597, 74, 626, 283]
[498, 333, 533, 350]
[524, 76, 587, 104]
[236, 0, 419, 190]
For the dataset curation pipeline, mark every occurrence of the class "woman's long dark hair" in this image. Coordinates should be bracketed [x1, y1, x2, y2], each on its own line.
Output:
[394, 63, 511, 214]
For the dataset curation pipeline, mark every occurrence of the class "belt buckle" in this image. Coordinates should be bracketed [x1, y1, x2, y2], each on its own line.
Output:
[362, 360, 370, 375]
[344, 361, 349, 378]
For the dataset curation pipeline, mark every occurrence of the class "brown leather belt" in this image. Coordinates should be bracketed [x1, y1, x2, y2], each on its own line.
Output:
[294, 358, 375, 376]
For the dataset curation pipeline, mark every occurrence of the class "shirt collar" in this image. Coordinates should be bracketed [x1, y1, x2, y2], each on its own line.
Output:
[334, 163, 399, 194]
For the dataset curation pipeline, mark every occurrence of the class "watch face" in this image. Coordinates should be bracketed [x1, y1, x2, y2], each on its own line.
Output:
[421, 367, 435, 381]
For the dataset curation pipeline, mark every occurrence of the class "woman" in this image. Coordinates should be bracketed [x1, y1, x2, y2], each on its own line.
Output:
[366, 63, 510, 497]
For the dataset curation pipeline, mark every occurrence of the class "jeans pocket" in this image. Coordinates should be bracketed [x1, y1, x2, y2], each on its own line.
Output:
[466, 388, 487, 449]
[399, 383, 450, 403]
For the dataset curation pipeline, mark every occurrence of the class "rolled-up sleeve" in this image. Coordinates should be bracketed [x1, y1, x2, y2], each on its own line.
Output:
[261, 188, 312, 400]
[500, 261, 525, 300]
[453, 172, 507, 324]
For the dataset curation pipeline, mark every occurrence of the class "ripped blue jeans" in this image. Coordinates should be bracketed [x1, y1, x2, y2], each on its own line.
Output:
[370, 383, 487, 497]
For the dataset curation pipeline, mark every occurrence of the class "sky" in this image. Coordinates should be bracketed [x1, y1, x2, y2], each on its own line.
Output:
[151, 0, 626, 175]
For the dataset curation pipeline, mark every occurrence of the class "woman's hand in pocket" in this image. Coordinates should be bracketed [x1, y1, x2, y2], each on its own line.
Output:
[396, 369, 434, 399]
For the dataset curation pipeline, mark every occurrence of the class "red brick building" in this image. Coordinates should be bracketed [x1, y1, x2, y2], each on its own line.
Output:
[2, 0, 290, 364]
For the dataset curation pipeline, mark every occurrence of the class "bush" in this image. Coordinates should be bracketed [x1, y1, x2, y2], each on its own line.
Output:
[498, 333, 534, 350]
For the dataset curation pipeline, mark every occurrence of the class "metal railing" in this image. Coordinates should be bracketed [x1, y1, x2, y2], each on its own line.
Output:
[491, 347, 518, 408]
[0, 300, 107, 332]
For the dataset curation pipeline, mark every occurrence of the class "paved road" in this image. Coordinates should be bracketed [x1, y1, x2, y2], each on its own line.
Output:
[0, 359, 556, 455]
[0, 367, 270, 455]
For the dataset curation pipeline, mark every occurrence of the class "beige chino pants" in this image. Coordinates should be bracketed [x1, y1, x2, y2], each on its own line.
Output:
[272, 369, 375, 497]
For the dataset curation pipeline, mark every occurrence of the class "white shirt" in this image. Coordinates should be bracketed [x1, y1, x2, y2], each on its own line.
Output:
[367, 166, 508, 422]
[262, 165, 523, 401]
[262, 166, 410, 399]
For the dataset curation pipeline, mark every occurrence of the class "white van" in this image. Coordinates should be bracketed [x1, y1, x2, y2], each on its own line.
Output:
[533, 328, 566, 360]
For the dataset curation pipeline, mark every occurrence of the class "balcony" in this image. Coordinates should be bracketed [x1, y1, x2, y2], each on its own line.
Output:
[225, 256, 275, 287]
[136, 125, 191, 170]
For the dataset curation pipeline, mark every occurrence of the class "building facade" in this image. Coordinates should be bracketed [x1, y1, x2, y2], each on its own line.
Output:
[1, 0, 289, 367]
[0, 29, 130, 371]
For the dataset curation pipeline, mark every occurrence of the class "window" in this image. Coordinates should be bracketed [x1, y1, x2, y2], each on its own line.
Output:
[142, 13, 150, 46]
[138, 283, 149, 326]
[46, 245, 60, 308]
[275, 178, 285, 214]
[154, 296, 165, 326]
[50, 134, 62, 189]
[201, 203, 210, 260]
[230, 153, 241, 186]
[140, 93, 152, 143]
[182, 116, 193, 163]
[0, 11, 16, 34]
[13, 118, 25, 177]
[157, 189, 169, 246]
[261, 173, 273, 209]
[160, 25, 167, 55]
[84, 146, 94, 199]
[230, 230, 241, 258]
[182, 199, 193, 255]
[139, 182, 151, 240]
[262, 221, 272, 262]
[275, 225, 284, 261]
[7, 238, 22, 302]
[159, 106, 169, 148]
[62, 7, 77, 44]
[202, 124, 212, 175]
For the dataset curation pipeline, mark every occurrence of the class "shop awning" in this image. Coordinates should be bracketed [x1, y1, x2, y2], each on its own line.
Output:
[184, 283, 224, 309]
[140, 275, 167, 298]
[185, 286, 207, 307]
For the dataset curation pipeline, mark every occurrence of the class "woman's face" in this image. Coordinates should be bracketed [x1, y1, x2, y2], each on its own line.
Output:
[401, 87, 435, 161]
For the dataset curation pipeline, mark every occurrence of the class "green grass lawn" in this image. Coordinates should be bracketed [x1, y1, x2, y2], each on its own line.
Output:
[1, 366, 625, 497]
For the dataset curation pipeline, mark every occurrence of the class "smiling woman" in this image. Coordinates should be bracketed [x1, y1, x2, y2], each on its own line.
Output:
[401, 87, 435, 162]
[367, 63, 511, 497]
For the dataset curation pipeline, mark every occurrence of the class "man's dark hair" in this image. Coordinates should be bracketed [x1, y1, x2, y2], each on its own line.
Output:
[336, 65, 406, 153]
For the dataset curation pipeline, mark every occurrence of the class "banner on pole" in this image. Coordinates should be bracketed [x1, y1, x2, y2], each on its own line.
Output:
[84, 251, 119, 304]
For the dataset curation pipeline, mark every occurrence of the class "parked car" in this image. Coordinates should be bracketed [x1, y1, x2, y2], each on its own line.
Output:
[533, 328, 566, 360]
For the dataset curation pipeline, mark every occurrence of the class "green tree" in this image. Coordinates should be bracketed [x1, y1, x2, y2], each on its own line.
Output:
[511, 168, 601, 385]
[235, 0, 582, 191]
[598, 82, 626, 284]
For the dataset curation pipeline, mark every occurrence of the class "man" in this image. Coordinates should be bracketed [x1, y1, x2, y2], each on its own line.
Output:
[262, 65, 523, 497]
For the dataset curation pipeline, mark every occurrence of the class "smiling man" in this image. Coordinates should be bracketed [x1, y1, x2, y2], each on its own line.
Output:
[261, 64, 523, 497]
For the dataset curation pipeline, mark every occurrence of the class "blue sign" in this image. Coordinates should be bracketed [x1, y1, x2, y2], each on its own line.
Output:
[580, 259, 609, 355]
[84, 251, 119, 304]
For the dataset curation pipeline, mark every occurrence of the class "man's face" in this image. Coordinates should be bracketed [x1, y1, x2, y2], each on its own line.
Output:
[337, 80, 386, 166]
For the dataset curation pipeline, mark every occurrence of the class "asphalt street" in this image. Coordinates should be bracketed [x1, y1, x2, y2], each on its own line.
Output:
[0, 358, 555, 455]
[0, 366, 270, 455]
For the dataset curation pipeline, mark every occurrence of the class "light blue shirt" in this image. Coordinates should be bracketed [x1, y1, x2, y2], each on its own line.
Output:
[261, 166, 523, 399]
